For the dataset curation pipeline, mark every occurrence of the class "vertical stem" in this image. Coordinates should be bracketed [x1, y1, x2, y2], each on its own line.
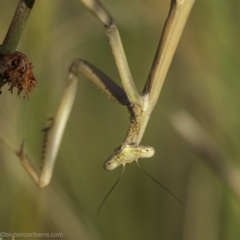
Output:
[0, 0, 35, 54]
[0, 0, 35, 87]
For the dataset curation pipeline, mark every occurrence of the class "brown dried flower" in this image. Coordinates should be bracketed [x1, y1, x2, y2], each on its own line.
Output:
[0, 51, 37, 98]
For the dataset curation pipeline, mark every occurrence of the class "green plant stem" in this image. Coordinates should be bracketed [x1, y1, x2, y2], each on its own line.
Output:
[0, 0, 35, 86]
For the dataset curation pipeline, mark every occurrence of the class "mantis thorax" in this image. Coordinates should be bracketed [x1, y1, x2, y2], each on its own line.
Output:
[104, 102, 155, 171]
[124, 103, 142, 143]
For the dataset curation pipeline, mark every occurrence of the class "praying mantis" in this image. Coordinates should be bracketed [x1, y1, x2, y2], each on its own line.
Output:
[1, 0, 194, 209]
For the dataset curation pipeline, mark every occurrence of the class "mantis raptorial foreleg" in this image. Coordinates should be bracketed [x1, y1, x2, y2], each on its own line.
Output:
[1, 0, 195, 202]
[1, 59, 130, 188]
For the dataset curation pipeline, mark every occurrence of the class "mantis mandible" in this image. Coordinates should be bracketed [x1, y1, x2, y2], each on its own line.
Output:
[1, 0, 195, 209]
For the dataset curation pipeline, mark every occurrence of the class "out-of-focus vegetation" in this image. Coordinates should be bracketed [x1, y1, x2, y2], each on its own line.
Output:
[0, 0, 240, 239]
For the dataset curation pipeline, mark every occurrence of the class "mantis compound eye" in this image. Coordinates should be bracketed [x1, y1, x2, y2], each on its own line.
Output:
[139, 146, 155, 158]
[104, 157, 120, 171]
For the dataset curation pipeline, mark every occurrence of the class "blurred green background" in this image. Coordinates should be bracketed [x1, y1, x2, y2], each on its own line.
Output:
[1, 0, 240, 239]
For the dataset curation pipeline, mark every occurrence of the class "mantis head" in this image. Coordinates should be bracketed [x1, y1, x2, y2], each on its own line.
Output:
[104, 144, 155, 171]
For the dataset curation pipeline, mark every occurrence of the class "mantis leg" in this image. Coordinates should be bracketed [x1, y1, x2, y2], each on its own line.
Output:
[142, 0, 195, 115]
[71, 59, 129, 106]
[1, 59, 128, 188]
[78, 0, 142, 106]
[133, 0, 195, 145]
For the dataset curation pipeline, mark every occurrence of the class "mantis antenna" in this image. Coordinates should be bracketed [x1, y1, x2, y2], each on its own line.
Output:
[97, 161, 185, 214]
[97, 166, 125, 215]
[0, 0, 195, 207]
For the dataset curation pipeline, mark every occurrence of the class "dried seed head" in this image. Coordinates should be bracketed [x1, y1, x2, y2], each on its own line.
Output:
[0, 51, 37, 98]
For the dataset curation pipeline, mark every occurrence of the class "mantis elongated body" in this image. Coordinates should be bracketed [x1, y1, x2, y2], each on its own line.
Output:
[1, 0, 195, 199]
